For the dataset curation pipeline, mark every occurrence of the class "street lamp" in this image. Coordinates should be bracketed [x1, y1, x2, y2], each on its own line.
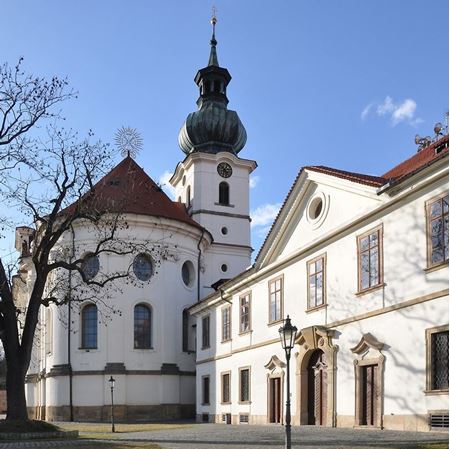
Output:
[108, 376, 116, 433]
[279, 315, 298, 449]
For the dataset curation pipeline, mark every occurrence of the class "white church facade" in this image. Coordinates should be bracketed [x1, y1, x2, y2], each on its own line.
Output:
[21, 22, 255, 422]
[17, 21, 448, 430]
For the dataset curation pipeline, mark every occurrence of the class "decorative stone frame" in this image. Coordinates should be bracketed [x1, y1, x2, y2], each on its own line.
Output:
[221, 305, 232, 343]
[220, 370, 232, 404]
[425, 192, 449, 270]
[267, 274, 284, 325]
[238, 366, 251, 404]
[295, 326, 338, 427]
[425, 324, 449, 395]
[239, 291, 252, 335]
[356, 224, 384, 294]
[306, 253, 327, 311]
[264, 355, 286, 424]
[351, 333, 385, 429]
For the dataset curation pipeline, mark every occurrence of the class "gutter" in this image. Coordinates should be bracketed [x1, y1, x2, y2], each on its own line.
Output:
[197, 229, 206, 302]
[68, 226, 75, 421]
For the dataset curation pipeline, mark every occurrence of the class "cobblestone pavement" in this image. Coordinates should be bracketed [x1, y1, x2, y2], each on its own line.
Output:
[119, 424, 448, 449]
[0, 424, 447, 449]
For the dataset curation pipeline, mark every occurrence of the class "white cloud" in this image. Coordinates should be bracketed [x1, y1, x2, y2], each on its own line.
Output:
[256, 225, 272, 239]
[391, 98, 417, 125]
[158, 171, 175, 199]
[249, 175, 259, 189]
[251, 203, 282, 228]
[362, 95, 421, 127]
[376, 96, 395, 116]
[361, 103, 372, 121]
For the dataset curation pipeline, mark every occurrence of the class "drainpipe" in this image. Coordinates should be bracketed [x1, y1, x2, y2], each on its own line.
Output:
[197, 229, 205, 302]
[68, 226, 75, 421]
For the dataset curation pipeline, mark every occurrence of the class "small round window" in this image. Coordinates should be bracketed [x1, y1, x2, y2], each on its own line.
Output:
[81, 254, 99, 280]
[182, 260, 195, 287]
[221, 226, 228, 235]
[221, 264, 228, 273]
[133, 254, 153, 281]
[309, 197, 323, 220]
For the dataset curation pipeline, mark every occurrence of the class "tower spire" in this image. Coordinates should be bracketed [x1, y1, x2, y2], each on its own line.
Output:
[208, 7, 219, 67]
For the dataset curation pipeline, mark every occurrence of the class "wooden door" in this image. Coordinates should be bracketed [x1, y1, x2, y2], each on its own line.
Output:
[307, 350, 327, 425]
[269, 377, 282, 423]
[361, 364, 378, 426]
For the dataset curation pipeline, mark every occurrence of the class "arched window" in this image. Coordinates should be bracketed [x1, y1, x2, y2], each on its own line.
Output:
[214, 80, 221, 93]
[186, 186, 191, 208]
[134, 304, 152, 349]
[219, 182, 230, 205]
[81, 304, 97, 349]
[204, 80, 211, 94]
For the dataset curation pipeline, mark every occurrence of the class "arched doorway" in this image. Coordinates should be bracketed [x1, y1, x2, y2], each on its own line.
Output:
[307, 350, 327, 425]
[295, 326, 338, 427]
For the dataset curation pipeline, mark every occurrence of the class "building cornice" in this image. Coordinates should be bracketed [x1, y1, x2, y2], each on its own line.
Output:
[194, 288, 448, 365]
[189, 167, 448, 315]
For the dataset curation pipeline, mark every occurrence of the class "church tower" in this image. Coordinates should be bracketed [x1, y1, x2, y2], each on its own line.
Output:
[171, 15, 256, 285]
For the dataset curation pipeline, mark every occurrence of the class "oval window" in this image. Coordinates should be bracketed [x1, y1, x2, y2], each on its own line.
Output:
[81, 254, 99, 280]
[182, 260, 195, 287]
[309, 197, 323, 220]
[133, 254, 153, 281]
[221, 264, 228, 273]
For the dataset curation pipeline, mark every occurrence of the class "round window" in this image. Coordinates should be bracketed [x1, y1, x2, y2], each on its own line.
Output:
[221, 264, 228, 273]
[81, 254, 99, 280]
[133, 254, 153, 281]
[221, 226, 228, 235]
[182, 260, 195, 287]
[309, 197, 323, 220]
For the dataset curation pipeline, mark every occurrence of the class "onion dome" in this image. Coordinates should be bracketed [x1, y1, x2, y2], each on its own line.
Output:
[178, 16, 247, 155]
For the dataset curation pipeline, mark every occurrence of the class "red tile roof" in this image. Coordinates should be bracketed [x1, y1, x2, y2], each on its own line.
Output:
[382, 135, 448, 181]
[305, 166, 386, 187]
[255, 134, 449, 263]
[61, 157, 203, 230]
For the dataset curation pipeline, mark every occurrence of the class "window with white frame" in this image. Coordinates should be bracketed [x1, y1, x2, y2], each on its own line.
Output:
[239, 293, 251, 333]
[222, 306, 231, 342]
[426, 193, 449, 267]
[268, 276, 283, 323]
[307, 255, 326, 309]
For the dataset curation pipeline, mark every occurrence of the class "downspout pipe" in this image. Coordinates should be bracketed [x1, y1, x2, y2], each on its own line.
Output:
[68, 226, 75, 421]
[197, 229, 206, 302]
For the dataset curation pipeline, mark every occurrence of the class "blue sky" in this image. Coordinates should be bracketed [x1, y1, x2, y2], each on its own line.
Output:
[1, 0, 448, 260]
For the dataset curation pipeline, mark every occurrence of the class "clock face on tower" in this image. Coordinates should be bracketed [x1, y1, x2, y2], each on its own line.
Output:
[217, 162, 233, 178]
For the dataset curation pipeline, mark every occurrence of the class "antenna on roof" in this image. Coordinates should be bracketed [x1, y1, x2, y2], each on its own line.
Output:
[115, 127, 143, 159]
[415, 112, 448, 152]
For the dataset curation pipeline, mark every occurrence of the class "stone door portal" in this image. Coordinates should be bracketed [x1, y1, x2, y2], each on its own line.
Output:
[307, 350, 327, 425]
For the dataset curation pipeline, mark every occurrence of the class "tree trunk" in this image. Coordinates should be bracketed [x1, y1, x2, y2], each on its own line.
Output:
[5, 360, 28, 421]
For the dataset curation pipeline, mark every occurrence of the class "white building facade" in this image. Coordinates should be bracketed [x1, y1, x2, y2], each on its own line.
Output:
[189, 136, 449, 432]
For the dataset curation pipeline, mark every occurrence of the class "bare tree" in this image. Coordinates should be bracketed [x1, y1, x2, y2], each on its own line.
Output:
[0, 58, 74, 149]
[0, 63, 163, 421]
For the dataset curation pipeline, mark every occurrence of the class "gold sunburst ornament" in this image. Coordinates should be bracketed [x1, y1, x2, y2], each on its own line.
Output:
[115, 126, 143, 158]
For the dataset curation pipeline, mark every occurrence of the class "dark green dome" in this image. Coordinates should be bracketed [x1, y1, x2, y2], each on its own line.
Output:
[178, 20, 247, 155]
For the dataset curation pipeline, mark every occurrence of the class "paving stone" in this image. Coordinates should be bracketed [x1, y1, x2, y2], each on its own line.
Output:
[0, 424, 447, 449]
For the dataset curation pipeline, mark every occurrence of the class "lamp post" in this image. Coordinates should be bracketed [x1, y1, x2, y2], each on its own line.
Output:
[279, 315, 298, 449]
[108, 376, 116, 433]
